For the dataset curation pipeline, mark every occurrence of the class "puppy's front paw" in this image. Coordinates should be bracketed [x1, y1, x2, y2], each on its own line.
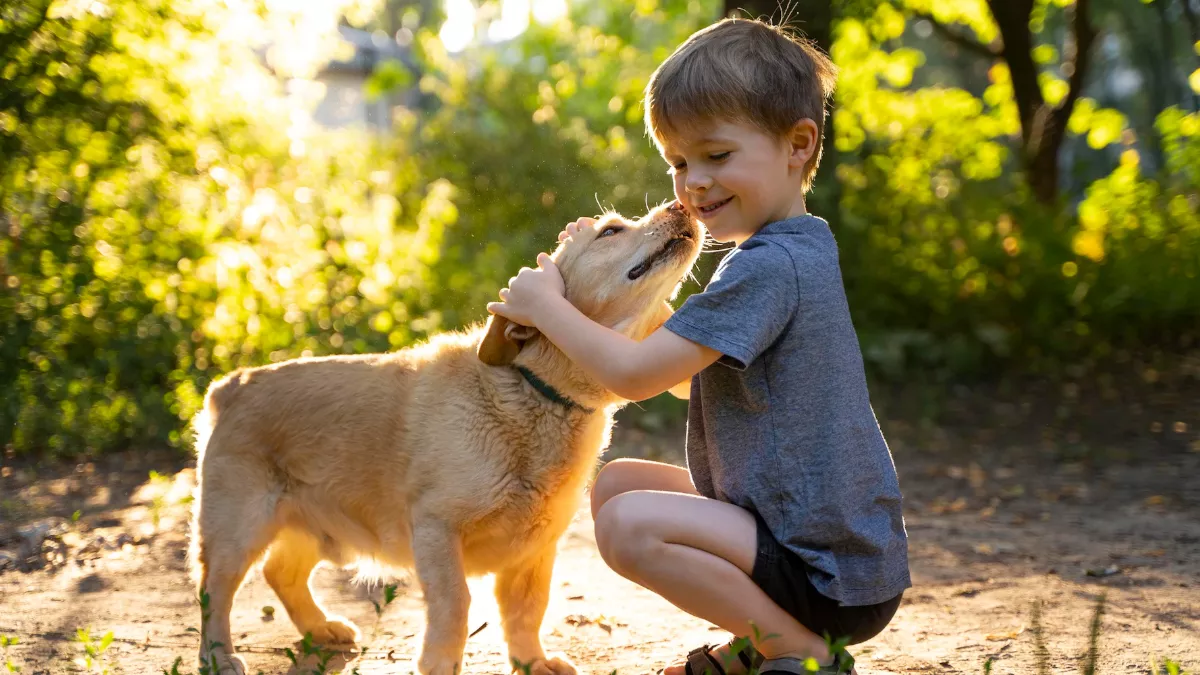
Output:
[521, 656, 578, 675]
[417, 652, 463, 675]
[305, 618, 360, 645]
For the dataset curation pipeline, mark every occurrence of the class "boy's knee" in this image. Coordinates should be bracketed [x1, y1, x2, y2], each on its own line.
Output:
[589, 459, 636, 519]
[593, 493, 658, 577]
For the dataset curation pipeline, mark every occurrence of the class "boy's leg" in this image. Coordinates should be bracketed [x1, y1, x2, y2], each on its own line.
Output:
[590, 458, 699, 520]
[594, 490, 833, 673]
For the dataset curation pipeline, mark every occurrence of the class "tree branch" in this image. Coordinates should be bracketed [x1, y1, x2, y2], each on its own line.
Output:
[1055, 0, 1097, 123]
[1180, 0, 1200, 50]
[912, 11, 1004, 60]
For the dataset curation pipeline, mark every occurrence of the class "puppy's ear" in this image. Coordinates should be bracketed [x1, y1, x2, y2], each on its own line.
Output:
[505, 322, 539, 342]
[477, 315, 539, 366]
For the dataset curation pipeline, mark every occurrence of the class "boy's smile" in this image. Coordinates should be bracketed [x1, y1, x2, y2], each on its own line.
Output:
[660, 119, 815, 246]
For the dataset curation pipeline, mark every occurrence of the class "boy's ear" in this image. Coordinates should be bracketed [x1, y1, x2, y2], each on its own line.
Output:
[787, 118, 820, 169]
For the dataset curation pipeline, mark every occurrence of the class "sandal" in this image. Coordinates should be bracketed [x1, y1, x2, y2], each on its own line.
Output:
[673, 638, 763, 675]
[758, 650, 855, 674]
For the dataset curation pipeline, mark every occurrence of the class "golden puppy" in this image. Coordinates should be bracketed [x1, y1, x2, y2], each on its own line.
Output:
[189, 202, 702, 675]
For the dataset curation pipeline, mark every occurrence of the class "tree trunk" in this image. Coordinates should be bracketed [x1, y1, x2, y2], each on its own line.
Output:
[925, 1, 1096, 205]
[722, 0, 840, 224]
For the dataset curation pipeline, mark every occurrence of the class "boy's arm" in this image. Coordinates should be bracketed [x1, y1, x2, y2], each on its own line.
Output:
[524, 294, 717, 401]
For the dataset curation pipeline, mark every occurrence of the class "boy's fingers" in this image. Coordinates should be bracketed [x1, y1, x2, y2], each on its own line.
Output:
[486, 301, 504, 315]
[536, 252, 551, 267]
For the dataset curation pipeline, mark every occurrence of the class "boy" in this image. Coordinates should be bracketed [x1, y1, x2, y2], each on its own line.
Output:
[487, 17, 909, 675]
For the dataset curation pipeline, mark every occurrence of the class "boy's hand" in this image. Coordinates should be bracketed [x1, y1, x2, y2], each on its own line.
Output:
[558, 217, 596, 242]
[487, 253, 565, 327]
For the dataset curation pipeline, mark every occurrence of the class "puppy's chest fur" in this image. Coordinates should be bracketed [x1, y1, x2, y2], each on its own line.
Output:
[404, 358, 613, 571]
[456, 407, 610, 570]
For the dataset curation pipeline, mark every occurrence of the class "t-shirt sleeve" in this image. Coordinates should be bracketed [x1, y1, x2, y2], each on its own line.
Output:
[662, 240, 799, 370]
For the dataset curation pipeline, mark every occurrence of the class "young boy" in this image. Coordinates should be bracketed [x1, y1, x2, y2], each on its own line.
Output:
[487, 17, 909, 675]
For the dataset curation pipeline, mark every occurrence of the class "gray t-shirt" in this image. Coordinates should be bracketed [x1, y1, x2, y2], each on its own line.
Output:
[663, 215, 910, 607]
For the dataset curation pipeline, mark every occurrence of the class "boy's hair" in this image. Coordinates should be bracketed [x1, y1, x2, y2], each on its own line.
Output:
[644, 17, 838, 191]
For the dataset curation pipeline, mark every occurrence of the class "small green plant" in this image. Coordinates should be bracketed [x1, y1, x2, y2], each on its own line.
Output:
[1030, 600, 1050, 675]
[284, 633, 339, 675]
[196, 588, 225, 675]
[74, 628, 115, 673]
[148, 471, 171, 528]
[1082, 594, 1106, 675]
[1020, 593, 1109, 675]
[1, 635, 20, 673]
[370, 583, 400, 619]
[1151, 657, 1192, 675]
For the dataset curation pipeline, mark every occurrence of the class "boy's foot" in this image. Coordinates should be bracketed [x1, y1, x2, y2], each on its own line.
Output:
[758, 652, 857, 674]
[662, 644, 858, 675]
[662, 640, 759, 675]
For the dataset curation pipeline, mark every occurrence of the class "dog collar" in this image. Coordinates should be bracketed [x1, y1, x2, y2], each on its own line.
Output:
[515, 366, 595, 414]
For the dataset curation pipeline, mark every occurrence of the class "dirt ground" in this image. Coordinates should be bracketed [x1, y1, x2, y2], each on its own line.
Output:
[2, 391, 1198, 674]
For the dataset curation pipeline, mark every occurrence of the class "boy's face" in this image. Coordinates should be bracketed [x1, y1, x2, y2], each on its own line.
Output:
[659, 119, 811, 245]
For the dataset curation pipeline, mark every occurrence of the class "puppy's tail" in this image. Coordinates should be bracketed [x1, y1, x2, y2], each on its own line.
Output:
[188, 369, 250, 591]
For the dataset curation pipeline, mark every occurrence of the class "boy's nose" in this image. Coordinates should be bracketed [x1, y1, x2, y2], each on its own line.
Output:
[685, 172, 712, 193]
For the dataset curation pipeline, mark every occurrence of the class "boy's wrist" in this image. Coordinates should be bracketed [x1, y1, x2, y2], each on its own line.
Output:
[533, 292, 572, 326]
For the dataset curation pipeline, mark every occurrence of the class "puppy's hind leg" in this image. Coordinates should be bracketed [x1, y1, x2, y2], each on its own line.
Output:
[263, 528, 360, 645]
[193, 460, 282, 675]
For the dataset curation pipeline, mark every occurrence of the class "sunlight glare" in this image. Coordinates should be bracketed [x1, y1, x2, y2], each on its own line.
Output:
[440, 0, 477, 52]
[488, 0, 531, 43]
[532, 0, 567, 24]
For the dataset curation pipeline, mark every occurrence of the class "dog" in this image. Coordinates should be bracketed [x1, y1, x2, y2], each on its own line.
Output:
[188, 201, 702, 675]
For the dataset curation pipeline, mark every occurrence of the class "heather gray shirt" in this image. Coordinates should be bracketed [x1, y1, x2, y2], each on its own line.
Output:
[663, 215, 910, 606]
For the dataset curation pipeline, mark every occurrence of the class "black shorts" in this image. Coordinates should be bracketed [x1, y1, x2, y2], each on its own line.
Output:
[750, 513, 902, 645]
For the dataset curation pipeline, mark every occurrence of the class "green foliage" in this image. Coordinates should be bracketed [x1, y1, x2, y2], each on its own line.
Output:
[831, 2, 1200, 378]
[1, 0, 449, 456]
[402, 0, 715, 329]
[3, 0, 1199, 459]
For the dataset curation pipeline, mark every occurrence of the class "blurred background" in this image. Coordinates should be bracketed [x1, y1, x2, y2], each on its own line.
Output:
[2, 0, 1198, 459]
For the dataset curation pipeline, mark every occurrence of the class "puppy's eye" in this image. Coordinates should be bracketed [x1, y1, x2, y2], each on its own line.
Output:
[710, 152, 730, 162]
[598, 225, 622, 238]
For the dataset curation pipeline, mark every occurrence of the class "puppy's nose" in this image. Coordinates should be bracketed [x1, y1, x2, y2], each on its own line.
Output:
[667, 200, 685, 212]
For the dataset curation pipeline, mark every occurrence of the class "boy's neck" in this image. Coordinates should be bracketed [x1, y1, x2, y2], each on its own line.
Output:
[732, 198, 809, 246]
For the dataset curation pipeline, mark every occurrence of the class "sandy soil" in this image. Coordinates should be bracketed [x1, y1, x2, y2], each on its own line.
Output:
[1, 419, 1198, 675]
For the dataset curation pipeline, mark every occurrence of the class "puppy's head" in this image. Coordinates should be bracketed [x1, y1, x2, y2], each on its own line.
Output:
[479, 202, 702, 366]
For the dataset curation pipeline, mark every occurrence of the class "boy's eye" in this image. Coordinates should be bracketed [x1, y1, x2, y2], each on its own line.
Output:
[598, 225, 622, 238]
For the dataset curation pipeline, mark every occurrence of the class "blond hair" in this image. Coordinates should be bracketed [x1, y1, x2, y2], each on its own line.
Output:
[644, 17, 838, 190]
